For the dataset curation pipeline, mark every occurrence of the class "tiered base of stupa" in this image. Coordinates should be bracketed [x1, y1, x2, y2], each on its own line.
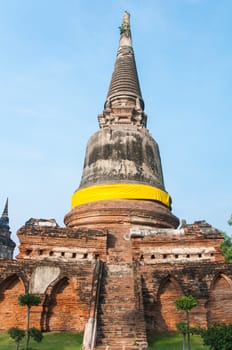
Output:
[64, 199, 180, 231]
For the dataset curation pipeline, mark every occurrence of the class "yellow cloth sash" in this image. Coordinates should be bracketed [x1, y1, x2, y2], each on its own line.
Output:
[71, 183, 170, 208]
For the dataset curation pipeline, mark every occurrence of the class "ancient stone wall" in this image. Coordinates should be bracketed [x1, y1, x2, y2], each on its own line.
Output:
[138, 263, 232, 334]
[1, 219, 232, 349]
[129, 222, 232, 335]
[130, 222, 224, 265]
[0, 259, 95, 332]
[17, 225, 107, 262]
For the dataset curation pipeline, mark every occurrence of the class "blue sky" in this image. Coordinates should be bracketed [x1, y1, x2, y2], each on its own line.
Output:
[0, 0, 231, 251]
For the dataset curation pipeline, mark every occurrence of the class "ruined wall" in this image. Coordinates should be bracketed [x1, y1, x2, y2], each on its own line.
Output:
[130, 222, 232, 334]
[138, 263, 232, 334]
[131, 222, 224, 265]
[0, 273, 26, 330]
[207, 274, 232, 324]
[17, 225, 107, 261]
[0, 224, 107, 333]
[45, 276, 87, 331]
[0, 219, 232, 344]
[0, 259, 96, 332]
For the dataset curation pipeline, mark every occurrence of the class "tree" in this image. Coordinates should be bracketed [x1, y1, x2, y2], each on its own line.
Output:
[18, 293, 41, 350]
[28, 327, 43, 343]
[220, 232, 232, 262]
[228, 215, 232, 227]
[176, 322, 187, 350]
[8, 327, 25, 350]
[199, 323, 232, 350]
[175, 295, 198, 350]
[220, 216, 232, 262]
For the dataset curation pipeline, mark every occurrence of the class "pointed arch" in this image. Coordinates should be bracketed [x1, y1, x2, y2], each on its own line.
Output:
[155, 275, 184, 332]
[46, 276, 87, 332]
[207, 273, 232, 325]
[0, 274, 26, 330]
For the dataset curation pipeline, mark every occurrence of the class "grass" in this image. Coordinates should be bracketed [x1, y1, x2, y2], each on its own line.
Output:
[0, 332, 209, 350]
[148, 333, 209, 350]
[0, 332, 83, 350]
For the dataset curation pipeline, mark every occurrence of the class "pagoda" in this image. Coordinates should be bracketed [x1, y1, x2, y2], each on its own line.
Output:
[65, 11, 179, 234]
[0, 199, 15, 259]
[0, 12, 231, 350]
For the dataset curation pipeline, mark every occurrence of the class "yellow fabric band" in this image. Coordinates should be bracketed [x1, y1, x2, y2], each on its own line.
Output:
[71, 183, 170, 208]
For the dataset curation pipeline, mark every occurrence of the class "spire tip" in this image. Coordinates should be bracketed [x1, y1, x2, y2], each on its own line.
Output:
[2, 198, 8, 218]
[119, 11, 132, 48]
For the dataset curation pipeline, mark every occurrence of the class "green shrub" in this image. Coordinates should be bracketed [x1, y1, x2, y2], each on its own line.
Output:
[199, 323, 232, 350]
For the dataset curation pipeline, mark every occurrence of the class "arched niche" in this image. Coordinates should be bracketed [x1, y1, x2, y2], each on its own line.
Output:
[0, 274, 26, 330]
[207, 274, 232, 325]
[46, 277, 87, 332]
[155, 276, 184, 333]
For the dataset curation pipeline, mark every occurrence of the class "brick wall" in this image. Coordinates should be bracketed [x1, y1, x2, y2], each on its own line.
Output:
[139, 262, 232, 334]
[17, 226, 107, 262]
[0, 259, 95, 332]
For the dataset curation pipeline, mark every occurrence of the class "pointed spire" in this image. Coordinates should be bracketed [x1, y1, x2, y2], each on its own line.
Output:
[0, 198, 15, 258]
[107, 11, 142, 104]
[98, 12, 147, 128]
[0, 198, 9, 230]
[2, 198, 8, 218]
[118, 11, 132, 48]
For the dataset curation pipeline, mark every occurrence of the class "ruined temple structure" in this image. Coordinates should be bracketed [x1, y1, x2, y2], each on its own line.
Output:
[0, 199, 15, 259]
[0, 12, 232, 350]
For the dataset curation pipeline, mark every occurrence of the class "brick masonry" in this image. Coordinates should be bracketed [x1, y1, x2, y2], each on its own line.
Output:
[0, 214, 231, 350]
[1, 12, 232, 350]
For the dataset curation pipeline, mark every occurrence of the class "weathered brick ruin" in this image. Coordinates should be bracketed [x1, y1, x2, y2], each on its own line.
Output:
[0, 199, 15, 259]
[0, 12, 232, 350]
